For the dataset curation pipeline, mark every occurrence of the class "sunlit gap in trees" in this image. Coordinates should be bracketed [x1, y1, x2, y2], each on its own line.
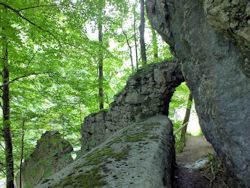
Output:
[84, 0, 171, 69]
[175, 103, 201, 136]
[170, 83, 202, 136]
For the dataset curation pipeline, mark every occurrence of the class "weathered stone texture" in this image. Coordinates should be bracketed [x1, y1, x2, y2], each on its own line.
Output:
[204, 0, 250, 59]
[81, 62, 184, 154]
[16, 131, 73, 188]
[147, 0, 250, 187]
[36, 116, 175, 188]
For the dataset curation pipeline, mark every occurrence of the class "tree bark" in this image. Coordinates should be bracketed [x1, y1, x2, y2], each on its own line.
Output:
[1, 26, 15, 188]
[133, 4, 139, 70]
[139, 0, 147, 66]
[179, 93, 193, 152]
[151, 27, 158, 60]
[122, 30, 134, 73]
[98, 0, 104, 110]
[19, 118, 25, 188]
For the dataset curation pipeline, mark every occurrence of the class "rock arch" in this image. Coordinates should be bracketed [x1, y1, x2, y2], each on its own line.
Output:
[80, 61, 184, 154]
[34, 1, 250, 186]
[36, 61, 185, 187]
[146, 0, 250, 186]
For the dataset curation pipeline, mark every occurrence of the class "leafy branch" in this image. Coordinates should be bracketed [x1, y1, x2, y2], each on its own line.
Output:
[18, 4, 57, 12]
[0, 72, 52, 88]
[0, 2, 61, 46]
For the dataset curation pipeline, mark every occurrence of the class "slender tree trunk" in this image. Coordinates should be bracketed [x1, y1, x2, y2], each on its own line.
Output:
[139, 0, 147, 66]
[19, 118, 25, 188]
[1, 4, 14, 186]
[98, 0, 104, 110]
[133, 4, 139, 70]
[151, 28, 158, 60]
[2, 27, 15, 188]
[179, 93, 193, 152]
[122, 30, 134, 72]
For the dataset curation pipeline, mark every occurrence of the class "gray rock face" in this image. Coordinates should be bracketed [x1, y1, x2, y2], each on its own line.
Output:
[36, 116, 175, 188]
[147, 0, 250, 187]
[81, 62, 184, 154]
[204, 0, 250, 59]
[16, 131, 73, 188]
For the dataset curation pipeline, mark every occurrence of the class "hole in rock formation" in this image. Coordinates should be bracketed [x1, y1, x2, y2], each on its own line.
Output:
[169, 83, 232, 187]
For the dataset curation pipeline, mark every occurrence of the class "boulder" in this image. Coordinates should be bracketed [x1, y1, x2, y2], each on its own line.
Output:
[146, 0, 250, 186]
[35, 116, 175, 188]
[16, 131, 73, 188]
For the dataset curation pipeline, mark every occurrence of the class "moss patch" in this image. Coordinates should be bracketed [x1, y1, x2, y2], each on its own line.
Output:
[107, 123, 161, 145]
[125, 132, 148, 142]
[53, 167, 107, 188]
[84, 145, 130, 166]
[112, 145, 130, 161]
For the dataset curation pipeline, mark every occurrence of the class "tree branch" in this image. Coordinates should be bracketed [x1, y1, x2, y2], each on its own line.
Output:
[0, 2, 61, 46]
[122, 28, 134, 72]
[0, 72, 51, 88]
[18, 4, 57, 12]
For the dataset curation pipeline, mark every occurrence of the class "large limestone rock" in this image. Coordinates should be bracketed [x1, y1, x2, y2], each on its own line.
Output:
[81, 61, 184, 154]
[16, 131, 73, 188]
[204, 0, 250, 59]
[147, 0, 250, 187]
[36, 116, 175, 188]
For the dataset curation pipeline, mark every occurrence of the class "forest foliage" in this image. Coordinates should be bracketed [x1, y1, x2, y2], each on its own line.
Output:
[0, 0, 189, 182]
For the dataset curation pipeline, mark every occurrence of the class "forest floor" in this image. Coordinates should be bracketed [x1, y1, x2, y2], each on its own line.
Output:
[177, 135, 214, 164]
[174, 135, 230, 188]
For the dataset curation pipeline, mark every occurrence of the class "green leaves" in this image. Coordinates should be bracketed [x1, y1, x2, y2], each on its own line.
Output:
[0, 0, 174, 179]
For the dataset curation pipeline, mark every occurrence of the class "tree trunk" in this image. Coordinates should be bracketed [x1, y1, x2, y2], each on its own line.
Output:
[2, 28, 15, 188]
[139, 0, 147, 66]
[151, 28, 158, 61]
[98, 0, 104, 110]
[19, 118, 25, 188]
[122, 30, 134, 73]
[179, 93, 193, 152]
[133, 4, 139, 70]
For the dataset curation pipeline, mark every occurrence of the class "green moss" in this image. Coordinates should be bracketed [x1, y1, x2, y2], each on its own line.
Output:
[123, 123, 161, 142]
[74, 121, 159, 177]
[125, 132, 148, 142]
[107, 137, 123, 145]
[85, 149, 104, 166]
[84, 145, 130, 166]
[112, 145, 130, 161]
[53, 167, 107, 188]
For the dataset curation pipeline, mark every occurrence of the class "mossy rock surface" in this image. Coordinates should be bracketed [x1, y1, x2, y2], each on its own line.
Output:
[16, 131, 73, 188]
[36, 115, 175, 188]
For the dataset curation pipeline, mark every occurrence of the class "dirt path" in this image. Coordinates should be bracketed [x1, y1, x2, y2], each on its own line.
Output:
[176, 135, 214, 165]
[174, 135, 215, 188]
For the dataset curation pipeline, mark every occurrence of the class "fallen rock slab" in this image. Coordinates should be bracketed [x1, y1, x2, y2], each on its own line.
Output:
[36, 115, 175, 188]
